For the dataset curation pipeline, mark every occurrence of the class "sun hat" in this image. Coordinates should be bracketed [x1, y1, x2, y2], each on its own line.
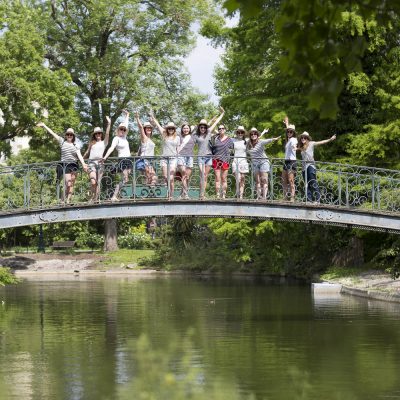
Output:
[236, 125, 246, 133]
[65, 128, 75, 135]
[143, 122, 152, 129]
[93, 127, 103, 133]
[286, 124, 296, 131]
[249, 127, 260, 136]
[198, 119, 208, 127]
[164, 122, 176, 129]
[301, 131, 310, 137]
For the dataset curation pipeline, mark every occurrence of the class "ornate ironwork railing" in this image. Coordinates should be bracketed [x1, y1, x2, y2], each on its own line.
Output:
[0, 156, 399, 214]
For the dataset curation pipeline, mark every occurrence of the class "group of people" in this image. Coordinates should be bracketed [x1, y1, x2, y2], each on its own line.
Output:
[36, 109, 336, 204]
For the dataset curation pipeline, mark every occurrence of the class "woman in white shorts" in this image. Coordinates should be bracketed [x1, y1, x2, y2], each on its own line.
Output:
[151, 113, 180, 200]
[232, 126, 249, 199]
[247, 127, 281, 200]
[102, 110, 132, 201]
[83, 116, 111, 202]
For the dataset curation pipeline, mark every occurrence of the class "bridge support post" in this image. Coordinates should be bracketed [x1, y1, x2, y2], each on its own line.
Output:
[37, 224, 45, 253]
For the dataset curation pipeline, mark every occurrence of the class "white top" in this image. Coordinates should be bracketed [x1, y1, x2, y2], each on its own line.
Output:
[89, 141, 106, 160]
[233, 139, 247, 158]
[140, 138, 155, 157]
[300, 141, 316, 170]
[285, 137, 297, 160]
[162, 136, 180, 157]
[111, 136, 131, 158]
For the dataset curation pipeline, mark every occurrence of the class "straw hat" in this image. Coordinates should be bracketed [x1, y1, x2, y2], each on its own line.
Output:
[143, 122, 152, 129]
[198, 119, 208, 127]
[65, 128, 75, 135]
[249, 127, 260, 136]
[286, 124, 296, 131]
[164, 121, 176, 129]
[93, 127, 103, 133]
[235, 125, 246, 134]
[301, 131, 310, 137]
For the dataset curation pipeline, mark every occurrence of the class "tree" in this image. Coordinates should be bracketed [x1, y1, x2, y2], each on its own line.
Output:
[0, 2, 78, 157]
[220, 0, 400, 118]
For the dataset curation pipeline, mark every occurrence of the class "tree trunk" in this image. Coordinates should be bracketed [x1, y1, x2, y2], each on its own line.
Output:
[104, 219, 118, 251]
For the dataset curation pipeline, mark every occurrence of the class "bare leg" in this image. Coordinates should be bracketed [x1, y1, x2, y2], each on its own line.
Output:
[65, 172, 76, 204]
[239, 173, 246, 199]
[288, 170, 296, 202]
[221, 169, 228, 199]
[199, 164, 211, 199]
[260, 172, 269, 200]
[89, 170, 97, 202]
[112, 169, 131, 200]
[255, 174, 261, 199]
[95, 171, 103, 201]
[214, 168, 221, 198]
[282, 170, 290, 200]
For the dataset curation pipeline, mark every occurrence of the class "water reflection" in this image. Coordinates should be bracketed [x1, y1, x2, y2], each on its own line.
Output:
[1, 276, 400, 399]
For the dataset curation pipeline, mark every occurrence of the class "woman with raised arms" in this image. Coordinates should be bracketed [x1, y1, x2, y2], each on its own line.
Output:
[102, 110, 131, 202]
[36, 122, 87, 204]
[177, 123, 195, 199]
[150, 113, 180, 200]
[135, 112, 157, 186]
[247, 127, 281, 200]
[297, 131, 336, 203]
[231, 126, 249, 199]
[83, 116, 111, 202]
[194, 107, 225, 200]
[282, 116, 297, 202]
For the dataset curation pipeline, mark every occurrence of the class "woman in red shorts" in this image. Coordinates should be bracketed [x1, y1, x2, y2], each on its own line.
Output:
[210, 124, 234, 199]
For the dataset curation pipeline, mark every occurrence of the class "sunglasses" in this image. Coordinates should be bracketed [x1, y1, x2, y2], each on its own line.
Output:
[250, 133, 258, 136]
[65, 133, 74, 137]
[218, 127, 225, 131]
[287, 130, 295, 134]
[119, 127, 127, 131]
[199, 125, 207, 129]
[95, 132, 103, 134]
[237, 131, 245, 134]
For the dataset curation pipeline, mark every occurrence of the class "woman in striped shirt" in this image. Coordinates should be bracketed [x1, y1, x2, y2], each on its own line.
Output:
[36, 122, 87, 204]
[210, 124, 234, 199]
[247, 127, 281, 200]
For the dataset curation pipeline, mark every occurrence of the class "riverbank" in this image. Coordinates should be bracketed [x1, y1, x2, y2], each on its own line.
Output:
[0, 249, 155, 274]
[321, 269, 400, 303]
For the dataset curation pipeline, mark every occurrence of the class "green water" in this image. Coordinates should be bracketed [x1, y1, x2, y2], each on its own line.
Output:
[1, 276, 400, 400]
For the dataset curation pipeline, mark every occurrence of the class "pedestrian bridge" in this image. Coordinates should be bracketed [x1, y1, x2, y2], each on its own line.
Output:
[0, 157, 399, 233]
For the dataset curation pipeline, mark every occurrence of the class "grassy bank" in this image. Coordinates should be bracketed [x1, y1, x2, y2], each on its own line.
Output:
[99, 249, 155, 269]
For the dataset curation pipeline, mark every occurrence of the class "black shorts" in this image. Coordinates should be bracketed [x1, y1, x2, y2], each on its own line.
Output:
[283, 160, 297, 172]
[56, 162, 79, 180]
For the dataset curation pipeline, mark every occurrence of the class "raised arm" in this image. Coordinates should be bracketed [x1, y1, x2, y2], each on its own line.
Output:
[209, 106, 225, 132]
[260, 128, 269, 138]
[135, 111, 147, 142]
[121, 109, 130, 132]
[149, 111, 164, 136]
[283, 116, 289, 129]
[104, 116, 111, 146]
[314, 134, 336, 146]
[36, 122, 61, 142]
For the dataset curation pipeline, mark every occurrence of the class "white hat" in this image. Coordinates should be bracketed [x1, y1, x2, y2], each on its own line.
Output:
[118, 122, 127, 129]
[164, 121, 176, 129]
[249, 127, 260, 135]
[301, 131, 310, 137]
[65, 128, 75, 135]
[93, 127, 103, 133]
[143, 122, 152, 128]
[287, 124, 296, 131]
[198, 119, 208, 127]
[236, 126, 246, 133]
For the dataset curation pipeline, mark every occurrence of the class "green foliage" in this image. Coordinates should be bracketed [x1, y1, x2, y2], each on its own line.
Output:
[118, 232, 153, 250]
[222, 0, 400, 118]
[0, 267, 19, 286]
[118, 332, 255, 400]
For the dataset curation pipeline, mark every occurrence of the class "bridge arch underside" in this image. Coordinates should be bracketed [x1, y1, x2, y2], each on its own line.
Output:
[0, 201, 399, 233]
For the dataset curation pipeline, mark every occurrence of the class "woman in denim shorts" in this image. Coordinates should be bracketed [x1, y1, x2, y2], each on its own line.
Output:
[247, 127, 281, 200]
[177, 123, 195, 199]
[193, 107, 225, 199]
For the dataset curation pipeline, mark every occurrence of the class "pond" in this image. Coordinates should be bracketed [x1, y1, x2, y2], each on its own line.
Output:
[1, 275, 400, 399]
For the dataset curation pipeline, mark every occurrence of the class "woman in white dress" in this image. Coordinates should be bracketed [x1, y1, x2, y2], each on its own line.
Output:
[232, 126, 249, 199]
[282, 116, 298, 202]
[83, 116, 111, 202]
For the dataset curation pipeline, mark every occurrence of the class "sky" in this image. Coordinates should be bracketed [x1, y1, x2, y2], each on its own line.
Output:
[184, 33, 225, 104]
[184, 16, 238, 104]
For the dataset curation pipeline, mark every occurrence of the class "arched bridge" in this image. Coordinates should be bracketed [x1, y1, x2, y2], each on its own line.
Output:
[1, 157, 399, 233]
